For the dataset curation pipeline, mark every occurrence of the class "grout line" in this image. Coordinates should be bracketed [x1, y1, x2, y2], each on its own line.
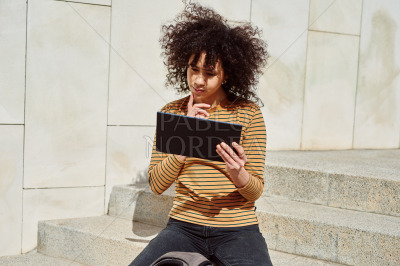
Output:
[55, 0, 111, 7]
[352, 0, 364, 149]
[351, 1, 364, 149]
[20, 0, 29, 254]
[308, 29, 360, 37]
[399, 119, 400, 148]
[103, 0, 113, 215]
[358, 0, 363, 36]
[23, 186, 106, 190]
[107, 124, 156, 127]
[398, 125, 400, 149]
[299, 0, 312, 151]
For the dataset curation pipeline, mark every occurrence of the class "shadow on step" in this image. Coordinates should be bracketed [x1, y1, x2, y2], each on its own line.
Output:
[131, 190, 173, 237]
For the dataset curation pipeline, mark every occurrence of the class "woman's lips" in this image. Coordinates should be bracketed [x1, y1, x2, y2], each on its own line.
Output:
[194, 88, 205, 94]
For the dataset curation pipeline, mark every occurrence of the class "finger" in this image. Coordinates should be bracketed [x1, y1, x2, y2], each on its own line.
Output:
[221, 142, 239, 159]
[195, 113, 208, 118]
[192, 108, 209, 117]
[221, 142, 245, 167]
[187, 94, 195, 115]
[188, 92, 194, 107]
[192, 103, 210, 117]
[193, 103, 211, 109]
[232, 142, 247, 162]
[216, 146, 234, 168]
[189, 108, 209, 118]
[217, 144, 240, 169]
[196, 109, 209, 117]
[218, 146, 240, 169]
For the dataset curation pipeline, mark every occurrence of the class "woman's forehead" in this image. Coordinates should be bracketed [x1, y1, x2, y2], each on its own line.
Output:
[189, 52, 222, 70]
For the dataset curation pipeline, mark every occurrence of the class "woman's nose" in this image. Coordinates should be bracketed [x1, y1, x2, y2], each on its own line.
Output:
[194, 74, 205, 86]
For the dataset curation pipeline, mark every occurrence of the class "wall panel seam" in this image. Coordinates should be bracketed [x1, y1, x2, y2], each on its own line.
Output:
[21, 0, 29, 254]
[108, 125, 156, 127]
[54, 0, 111, 7]
[308, 29, 360, 37]
[352, 0, 364, 148]
[23, 186, 106, 190]
[104, 3, 113, 214]
[300, 0, 312, 150]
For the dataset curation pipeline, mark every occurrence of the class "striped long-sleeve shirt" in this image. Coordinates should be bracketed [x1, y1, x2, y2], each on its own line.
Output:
[148, 96, 267, 227]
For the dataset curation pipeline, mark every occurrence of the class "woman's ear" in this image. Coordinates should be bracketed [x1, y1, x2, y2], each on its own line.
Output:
[222, 75, 228, 85]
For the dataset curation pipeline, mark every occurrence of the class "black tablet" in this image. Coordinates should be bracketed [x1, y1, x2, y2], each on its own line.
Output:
[156, 112, 242, 162]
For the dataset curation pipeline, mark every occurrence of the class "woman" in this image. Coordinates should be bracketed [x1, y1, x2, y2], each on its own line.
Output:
[130, 3, 271, 265]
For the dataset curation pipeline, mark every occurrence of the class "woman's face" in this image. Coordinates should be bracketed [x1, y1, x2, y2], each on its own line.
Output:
[187, 52, 227, 104]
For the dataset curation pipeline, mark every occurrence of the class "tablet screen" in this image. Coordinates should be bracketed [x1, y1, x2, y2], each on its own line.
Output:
[156, 112, 242, 162]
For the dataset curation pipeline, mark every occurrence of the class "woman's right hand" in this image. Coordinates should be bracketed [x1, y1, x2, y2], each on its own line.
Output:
[186, 92, 210, 118]
[176, 93, 210, 163]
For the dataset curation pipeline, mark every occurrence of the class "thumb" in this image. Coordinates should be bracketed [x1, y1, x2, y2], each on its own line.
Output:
[188, 92, 194, 108]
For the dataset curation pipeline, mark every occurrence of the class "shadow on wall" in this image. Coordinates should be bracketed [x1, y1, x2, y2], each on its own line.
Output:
[132, 167, 149, 184]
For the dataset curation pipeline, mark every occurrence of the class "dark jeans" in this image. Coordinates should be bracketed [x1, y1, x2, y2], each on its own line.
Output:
[129, 218, 273, 266]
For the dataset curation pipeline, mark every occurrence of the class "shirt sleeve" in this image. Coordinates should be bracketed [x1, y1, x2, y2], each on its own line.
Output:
[237, 106, 267, 201]
[147, 106, 186, 195]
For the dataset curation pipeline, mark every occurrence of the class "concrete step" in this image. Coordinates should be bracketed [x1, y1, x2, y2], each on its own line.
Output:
[256, 196, 400, 265]
[107, 185, 400, 265]
[107, 184, 174, 227]
[37, 215, 160, 265]
[0, 250, 84, 265]
[263, 150, 400, 216]
[110, 150, 400, 218]
[37, 215, 343, 266]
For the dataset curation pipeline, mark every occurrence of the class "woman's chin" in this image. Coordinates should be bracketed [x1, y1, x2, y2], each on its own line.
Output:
[192, 94, 207, 102]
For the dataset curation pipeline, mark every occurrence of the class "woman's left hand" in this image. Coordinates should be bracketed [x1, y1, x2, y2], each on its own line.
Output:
[216, 142, 250, 188]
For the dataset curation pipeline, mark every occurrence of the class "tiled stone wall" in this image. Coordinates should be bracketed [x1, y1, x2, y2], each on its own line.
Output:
[302, 31, 359, 149]
[252, 0, 309, 150]
[301, 0, 363, 149]
[354, 0, 400, 148]
[0, 0, 26, 257]
[0, 0, 399, 256]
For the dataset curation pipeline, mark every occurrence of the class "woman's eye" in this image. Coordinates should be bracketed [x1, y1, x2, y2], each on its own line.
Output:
[191, 67, 199, 72]
[206, 72, 216, 76]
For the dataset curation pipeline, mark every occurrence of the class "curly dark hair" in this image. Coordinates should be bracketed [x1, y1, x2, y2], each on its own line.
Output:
[160, 2, 268, 105]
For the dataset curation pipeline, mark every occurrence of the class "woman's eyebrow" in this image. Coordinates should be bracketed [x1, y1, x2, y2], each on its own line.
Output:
[202, 63, 218, 71]
[189, 65, 217, 72]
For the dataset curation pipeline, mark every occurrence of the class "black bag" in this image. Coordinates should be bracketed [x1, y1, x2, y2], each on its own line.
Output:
[150, 251, 213, 266]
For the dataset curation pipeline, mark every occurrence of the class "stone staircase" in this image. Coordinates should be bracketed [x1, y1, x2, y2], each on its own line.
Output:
[1, 150, 399, 265]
